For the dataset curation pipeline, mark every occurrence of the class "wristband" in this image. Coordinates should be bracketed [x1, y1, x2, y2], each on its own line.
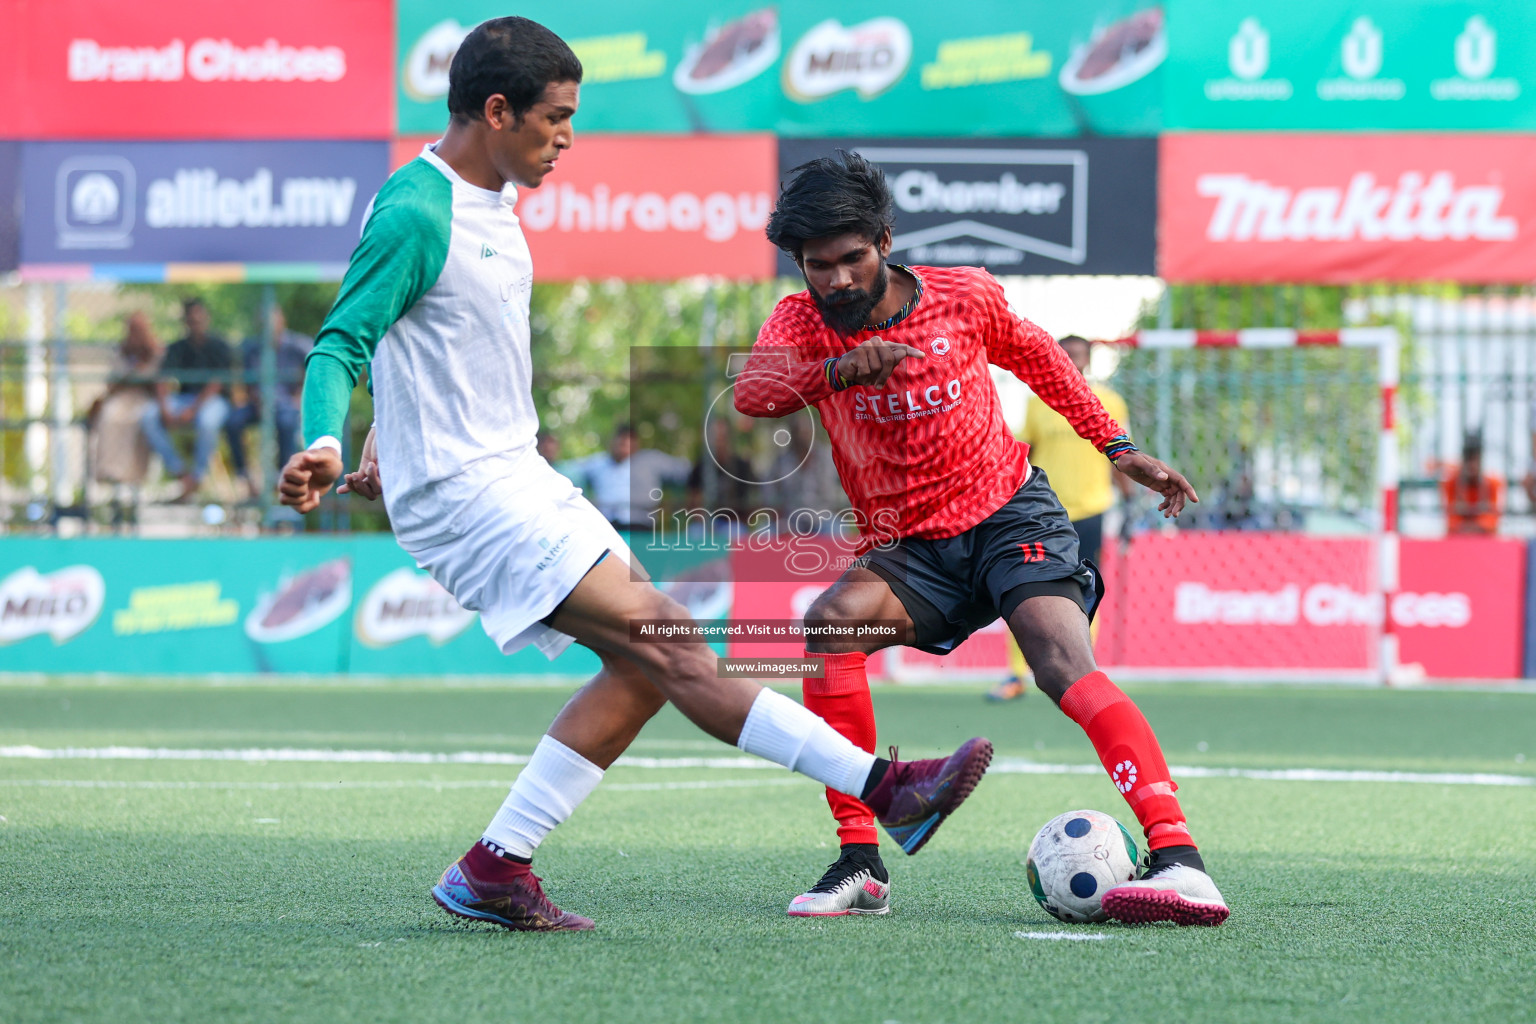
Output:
[308, 435, 342, 455]
[1101, 434, 1139, 462]
[823, 356, 851, 392]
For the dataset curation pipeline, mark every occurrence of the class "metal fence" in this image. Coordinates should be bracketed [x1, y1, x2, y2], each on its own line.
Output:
[4, 278, 1536, 537]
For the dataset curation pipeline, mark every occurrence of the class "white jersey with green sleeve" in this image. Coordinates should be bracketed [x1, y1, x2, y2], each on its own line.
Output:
[303, 144, 538, 547]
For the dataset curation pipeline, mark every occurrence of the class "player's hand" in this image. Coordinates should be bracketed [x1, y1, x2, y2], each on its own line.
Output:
[1114, 452, 1199, 518]
[277, 448, 344, 514]
[836, 336, 925, 388]
[337, 426, 381, 500]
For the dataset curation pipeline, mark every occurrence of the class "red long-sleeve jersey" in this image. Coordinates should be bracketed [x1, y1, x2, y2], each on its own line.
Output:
[733, 266, 1124, 543]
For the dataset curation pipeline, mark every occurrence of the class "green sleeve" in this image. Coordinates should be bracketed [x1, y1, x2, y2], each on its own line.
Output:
[302, 160, 452, 446]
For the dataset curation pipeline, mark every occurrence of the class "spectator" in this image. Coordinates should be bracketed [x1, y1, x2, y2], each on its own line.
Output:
[89, 312, 163, 486]
[536, 430, 561, 465]
[141, 299, 234, 502]
[1444, 432, 1501, 535]
[990, 334, 1133, 702]
[563, 423, 691, 528]
[763, 415, 846, 526]
[224, 306, 313, 499]
[687, 417, 758, 525]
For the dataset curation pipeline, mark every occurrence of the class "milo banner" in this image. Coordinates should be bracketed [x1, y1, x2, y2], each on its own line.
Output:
[396, 0, 1165, 137]
[0, 538, 601, 677]
[1165, 2, 1536, 130]
[778, 137, 1157, 276]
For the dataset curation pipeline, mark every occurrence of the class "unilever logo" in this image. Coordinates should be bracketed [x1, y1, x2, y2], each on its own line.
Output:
[1318, 15, 1403, 101]
[1340, 17, 1383, 81]
[1433, 15, 1519, 101]
[1204, 18, 1290, 102]
[1455, 15, 1496, 80]
[1228, 18, 1268, 81]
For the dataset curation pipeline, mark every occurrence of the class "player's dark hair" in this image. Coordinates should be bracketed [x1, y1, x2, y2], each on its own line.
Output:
[448, 17, 583, 125]
[767, 150, 895, 263]
[1058, 335, 1090, 347]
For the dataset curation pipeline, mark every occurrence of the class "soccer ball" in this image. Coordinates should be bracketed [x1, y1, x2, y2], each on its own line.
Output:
[1025, 809, 1140, 923]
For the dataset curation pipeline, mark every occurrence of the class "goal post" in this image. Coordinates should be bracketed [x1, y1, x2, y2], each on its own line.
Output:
[881, 326, 1402, 686]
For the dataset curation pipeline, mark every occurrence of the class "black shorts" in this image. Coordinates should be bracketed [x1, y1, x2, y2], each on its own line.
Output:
[860, 468, 1103, 655]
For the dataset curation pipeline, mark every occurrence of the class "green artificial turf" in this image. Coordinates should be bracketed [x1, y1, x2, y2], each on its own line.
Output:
[1, 681, 1533, 1024]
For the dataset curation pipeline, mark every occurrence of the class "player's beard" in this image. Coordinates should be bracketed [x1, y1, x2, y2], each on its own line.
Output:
[812, 263, 889, 336]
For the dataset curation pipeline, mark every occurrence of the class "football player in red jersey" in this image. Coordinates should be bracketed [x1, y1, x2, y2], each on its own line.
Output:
[733, 152, 1228, 926]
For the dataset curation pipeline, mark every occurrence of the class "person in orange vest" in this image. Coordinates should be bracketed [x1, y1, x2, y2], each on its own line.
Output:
[1444, 432, 1501, 535]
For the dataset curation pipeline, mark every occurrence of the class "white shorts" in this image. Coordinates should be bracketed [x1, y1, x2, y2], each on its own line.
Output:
[402, 456, 633, 659]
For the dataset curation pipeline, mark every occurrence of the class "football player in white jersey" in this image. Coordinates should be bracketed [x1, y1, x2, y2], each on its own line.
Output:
[277, 16, 992, 932]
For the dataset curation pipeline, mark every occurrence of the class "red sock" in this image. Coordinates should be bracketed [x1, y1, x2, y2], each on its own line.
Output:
[465, 838, 532, 883]
[1058, 671, 1196, 851]
[804, 650, 878, 846]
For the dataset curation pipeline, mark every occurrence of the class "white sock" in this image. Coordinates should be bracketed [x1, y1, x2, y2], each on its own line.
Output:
[736, 688, 877, 799]
[482, 735, 604, 859]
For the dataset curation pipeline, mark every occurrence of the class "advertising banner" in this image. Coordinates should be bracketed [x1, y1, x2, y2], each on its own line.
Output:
[1397, 537, 1525, 680]
[0, 0, 393, 140]
[778, 138, 1157, 276]
[18, 140, 389, 274]
[1159, 134, 1536, 283]
[0, 142, 18, 272]
[1096, 532, 1525, 680]
[774, 0, 1163, 137]
[397, 0, 781, 136]
[500, 134, 777, 281]
[1166, 3, 1536, 131]
[396, 0, 1164, 137]
[0, 538, 601, 677]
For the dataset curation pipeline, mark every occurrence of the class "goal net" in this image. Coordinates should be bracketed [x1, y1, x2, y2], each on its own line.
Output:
[883, 328, 1401, 685]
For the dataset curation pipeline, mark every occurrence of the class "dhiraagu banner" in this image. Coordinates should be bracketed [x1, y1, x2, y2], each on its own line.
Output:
[395, 1, 1166, 137]
[1165, 2, 1536, 130]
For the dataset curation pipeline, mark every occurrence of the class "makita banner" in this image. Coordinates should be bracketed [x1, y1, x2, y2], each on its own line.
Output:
[1159, 134, 1536, 283]
[777, 138, 1157, 276]
[19, 141, 388, 269]
[0, 0, 392, 139]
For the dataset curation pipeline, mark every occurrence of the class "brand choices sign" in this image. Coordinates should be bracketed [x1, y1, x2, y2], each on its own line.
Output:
[501, 134, 777, 281]
[0, 0, 392, 139]
[1159, 134, 1536, 283]
[1166, 3, 1536, 130]
[779, 138, 1156, 276]
[20, 141, 388, 268]
[1103, 532, 1525, 679]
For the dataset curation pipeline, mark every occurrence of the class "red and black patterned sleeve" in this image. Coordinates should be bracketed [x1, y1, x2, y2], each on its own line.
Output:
[975, 270, 1125, 450]
[732, 300, 839, 419]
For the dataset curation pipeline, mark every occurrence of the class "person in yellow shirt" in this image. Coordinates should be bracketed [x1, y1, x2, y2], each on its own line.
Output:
[988, 335, 1133, 701]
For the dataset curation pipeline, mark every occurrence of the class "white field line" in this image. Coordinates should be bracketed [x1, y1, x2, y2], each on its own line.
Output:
[0, 747, 1531, 788]
[1014, 931, 1113, 942]
[0, 777, 807, 793]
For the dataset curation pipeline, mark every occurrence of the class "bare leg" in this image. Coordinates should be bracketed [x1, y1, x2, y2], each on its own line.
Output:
[1007, 594, 1098, 704]
[802, 566, 915, 656]
[546, 554, 762, 745]
[546, 653, 668, 769]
